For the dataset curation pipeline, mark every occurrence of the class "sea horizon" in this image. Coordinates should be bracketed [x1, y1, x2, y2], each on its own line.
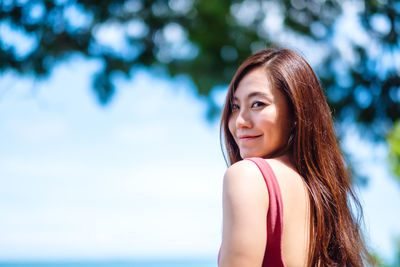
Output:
[0, 258, 217, 267]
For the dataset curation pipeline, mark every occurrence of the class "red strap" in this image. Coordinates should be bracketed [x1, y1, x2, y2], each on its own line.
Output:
[246, 157, 285, 267]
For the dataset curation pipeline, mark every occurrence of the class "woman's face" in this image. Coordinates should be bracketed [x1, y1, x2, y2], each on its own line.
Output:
[228, 67, 293, 159]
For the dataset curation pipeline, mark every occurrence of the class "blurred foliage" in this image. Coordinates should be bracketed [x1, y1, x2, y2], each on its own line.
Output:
[371, 252, 390, 267]
[395, 239, 400, 267]
[370, 237, 400, 267]
[0, 0, 399, 135]
[388, 119, 400, 181]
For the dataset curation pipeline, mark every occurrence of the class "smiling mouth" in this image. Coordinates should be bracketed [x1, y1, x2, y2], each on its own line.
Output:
[238, 135, 262, 141]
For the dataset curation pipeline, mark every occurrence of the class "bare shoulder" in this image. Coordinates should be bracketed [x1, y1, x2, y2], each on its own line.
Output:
[224, 159, 263, 181]
[223, 159, 269, 208]
[220, 159, 269, 266]
[224, 160, 267, 192]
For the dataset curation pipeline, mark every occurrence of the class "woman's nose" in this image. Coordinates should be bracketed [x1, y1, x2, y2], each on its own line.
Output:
[236, 110, 252, 128]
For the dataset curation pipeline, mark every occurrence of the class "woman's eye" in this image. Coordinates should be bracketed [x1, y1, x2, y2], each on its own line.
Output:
[252, 101, 265, 108]
[231, 104, 239, 110]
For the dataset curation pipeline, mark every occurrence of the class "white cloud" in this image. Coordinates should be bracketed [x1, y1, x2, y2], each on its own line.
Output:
[0, 58, 224, 260]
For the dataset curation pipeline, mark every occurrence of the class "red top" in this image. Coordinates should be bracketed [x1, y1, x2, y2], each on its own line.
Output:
[218, 157, 285, 267]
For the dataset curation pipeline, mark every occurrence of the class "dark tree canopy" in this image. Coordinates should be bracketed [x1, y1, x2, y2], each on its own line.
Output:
[1, 0, 399, 137]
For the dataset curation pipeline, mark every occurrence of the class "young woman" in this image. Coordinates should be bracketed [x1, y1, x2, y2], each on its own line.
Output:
[218, 48, 370, 266]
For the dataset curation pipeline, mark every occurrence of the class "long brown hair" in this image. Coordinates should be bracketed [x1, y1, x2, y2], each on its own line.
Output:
[220, 48, 371, 266]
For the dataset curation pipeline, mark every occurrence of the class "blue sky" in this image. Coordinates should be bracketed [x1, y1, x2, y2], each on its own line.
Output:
[0, 57, 226, 261]
[0, 1, 399, 263]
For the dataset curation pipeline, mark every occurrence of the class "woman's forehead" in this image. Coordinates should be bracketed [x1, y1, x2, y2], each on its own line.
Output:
[233, 68, 274, 99]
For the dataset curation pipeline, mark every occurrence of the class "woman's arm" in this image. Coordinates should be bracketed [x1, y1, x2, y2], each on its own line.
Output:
[219, 160, 269, 267]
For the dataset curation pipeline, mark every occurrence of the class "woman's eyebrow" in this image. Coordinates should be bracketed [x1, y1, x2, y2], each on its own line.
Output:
[247, 91, 270, 99]
[233, 91, 270, 101]
[231, 92, 271, 102]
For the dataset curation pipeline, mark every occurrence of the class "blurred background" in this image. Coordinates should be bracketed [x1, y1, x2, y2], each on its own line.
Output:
[0, 0, 399, 266]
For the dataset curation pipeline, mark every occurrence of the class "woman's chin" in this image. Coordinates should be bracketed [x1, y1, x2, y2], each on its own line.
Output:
[240, 151, 265, 159]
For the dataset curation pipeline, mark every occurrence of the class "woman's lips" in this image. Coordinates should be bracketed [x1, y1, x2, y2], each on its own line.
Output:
[238, 135, 262, 141]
